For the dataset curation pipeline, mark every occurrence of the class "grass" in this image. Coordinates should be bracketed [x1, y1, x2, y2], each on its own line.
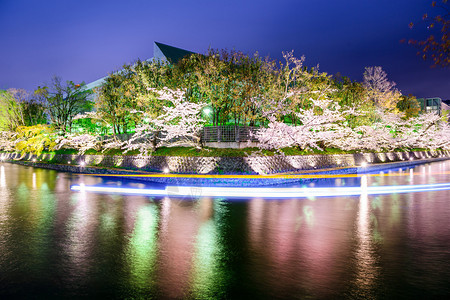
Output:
[2, 147, 436, 158]
[29, 146, 435, 158]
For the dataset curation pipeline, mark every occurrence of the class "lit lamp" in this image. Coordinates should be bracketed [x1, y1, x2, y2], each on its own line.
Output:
[203, 107, 212, 118]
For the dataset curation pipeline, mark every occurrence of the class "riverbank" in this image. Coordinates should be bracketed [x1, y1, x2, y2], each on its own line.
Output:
[2, 150, 450, 186]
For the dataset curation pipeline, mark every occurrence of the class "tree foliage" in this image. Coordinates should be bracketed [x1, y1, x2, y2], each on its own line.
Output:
[14, 124, 57, 155]
[396, 94, 421, 118]
[41, 76, 92, 134]
[0, 89, 24, 130]
[407, 0, 449, 68]
[122, 88, 206, 155]
[0, 88, 47, 131]
[3, 47, 448, 156]
[363, 66, 401, 111]
[96, 60, 171, 135]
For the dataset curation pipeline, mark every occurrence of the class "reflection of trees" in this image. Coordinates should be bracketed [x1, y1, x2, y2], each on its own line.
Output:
[0, 166, 10, 259]
[155, 197, 200, 298]
[246, 196, 356, 298]
[0, 164, 57, 285]
[349, 175, 379, 298]
[63, 183, 98, 281]
[187, 198, 229, 299]
[3, 161, 450, 298]
[126, 204, 159, 291]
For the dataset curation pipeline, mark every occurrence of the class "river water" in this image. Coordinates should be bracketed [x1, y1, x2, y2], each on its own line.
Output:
[1, 161, 450, 299]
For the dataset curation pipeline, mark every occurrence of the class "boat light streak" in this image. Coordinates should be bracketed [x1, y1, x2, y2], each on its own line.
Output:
[71, 182, 450, 199]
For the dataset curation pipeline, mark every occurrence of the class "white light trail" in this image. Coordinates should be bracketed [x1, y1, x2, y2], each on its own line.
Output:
[71, 182, 450, 199]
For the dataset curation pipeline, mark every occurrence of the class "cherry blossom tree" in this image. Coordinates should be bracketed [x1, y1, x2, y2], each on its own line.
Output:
[255, 98, 360, 151]
[53, 133, 102, 154]
[0, 131, 17, 152]
[363, 66, 401, 111]
[122, 87, 206, 155]
[255, 98, 450, 152]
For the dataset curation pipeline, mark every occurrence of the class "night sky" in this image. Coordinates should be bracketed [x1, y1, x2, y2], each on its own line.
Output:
[1, 0, 449, 99]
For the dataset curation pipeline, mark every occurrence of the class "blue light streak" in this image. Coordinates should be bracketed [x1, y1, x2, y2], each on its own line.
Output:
[71, 182, 450, 199]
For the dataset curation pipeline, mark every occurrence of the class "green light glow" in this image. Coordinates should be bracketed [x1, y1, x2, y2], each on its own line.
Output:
[126, 204, 159, 289]
[188, 200, 228, 298]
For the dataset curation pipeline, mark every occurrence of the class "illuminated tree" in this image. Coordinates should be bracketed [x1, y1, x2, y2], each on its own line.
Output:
[122, 88, 206, 155]
[332, 75, 377, 127]
[41, 76, 92, 134]
[96, 60, 171, 135]
[363, 66, 401, 112]
[53, 133, 101, 154]
[13, 124, 57, 155]
[0, 89, 24, 130]
[396, 94, 421, 118]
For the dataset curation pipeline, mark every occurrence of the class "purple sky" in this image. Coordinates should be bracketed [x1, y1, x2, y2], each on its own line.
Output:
[1, 0, 449, 99]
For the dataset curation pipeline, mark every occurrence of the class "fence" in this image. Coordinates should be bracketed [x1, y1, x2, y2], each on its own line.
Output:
[97, 126, 260, 144]
[201, 126, 259, 142]
[97, 133, 134, 142]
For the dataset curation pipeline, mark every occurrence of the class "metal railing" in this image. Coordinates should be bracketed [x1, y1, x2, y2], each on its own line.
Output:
[97, 126, 260, 144]
[97, 133, 133, 142]
[201, 126, 259, 142]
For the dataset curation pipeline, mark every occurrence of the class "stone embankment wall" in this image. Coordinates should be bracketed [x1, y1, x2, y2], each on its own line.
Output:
[1, 150, 450, 175]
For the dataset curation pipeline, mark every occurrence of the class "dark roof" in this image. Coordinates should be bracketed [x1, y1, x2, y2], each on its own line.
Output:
[155, 42, 195, 64]
[85, 42, 195, 91]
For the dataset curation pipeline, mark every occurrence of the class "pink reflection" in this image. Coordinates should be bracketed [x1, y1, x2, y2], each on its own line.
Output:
[156, 197, 203, 298]
[247, 196, 355, 297]
[62, 182, 98, 279]
[351, 176, 378, 294]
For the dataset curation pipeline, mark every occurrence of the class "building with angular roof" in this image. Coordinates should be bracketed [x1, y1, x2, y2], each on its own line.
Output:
[84, 42, 194, 91]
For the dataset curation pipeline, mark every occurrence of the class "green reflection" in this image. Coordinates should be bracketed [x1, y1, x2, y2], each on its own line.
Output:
[389, 193, 400, 225]
[295, 204, 315, 230]
[303, 205, 314, 227]
[8, 176, 56, 277]
[126, 204, 159, 290]
[32, 182, 56, 269]
[370, 214, 383, 242]
[371, 196, 382, 210]
[189, 200, 228, 299]
[17, 183, 30, 204]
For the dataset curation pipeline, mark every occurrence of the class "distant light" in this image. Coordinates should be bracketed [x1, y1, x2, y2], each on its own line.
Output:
[80, 162, 86, 167]
[68, 161, 71, 164]
[163, 167, 170, 174]
[361, 162, 367, 167]
[32, 158, 36, 162]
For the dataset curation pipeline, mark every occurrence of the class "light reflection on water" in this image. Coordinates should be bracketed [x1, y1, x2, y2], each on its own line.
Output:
[1, 162, 450, 298]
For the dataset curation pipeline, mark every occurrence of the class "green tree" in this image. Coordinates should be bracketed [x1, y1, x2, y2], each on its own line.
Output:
[96, 61, 171, 135]
[14, 124, 57, 155]
[42, 76, 92, 134]
[0, 89, 24, 130]
[396, 94, 421, 118]
[363, 66, 401, 112]
[22, 88, 47, 126]
[333, 75, 377, 127]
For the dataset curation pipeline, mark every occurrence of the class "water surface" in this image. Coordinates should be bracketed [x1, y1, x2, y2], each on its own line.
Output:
[1, 162, 450, 299]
